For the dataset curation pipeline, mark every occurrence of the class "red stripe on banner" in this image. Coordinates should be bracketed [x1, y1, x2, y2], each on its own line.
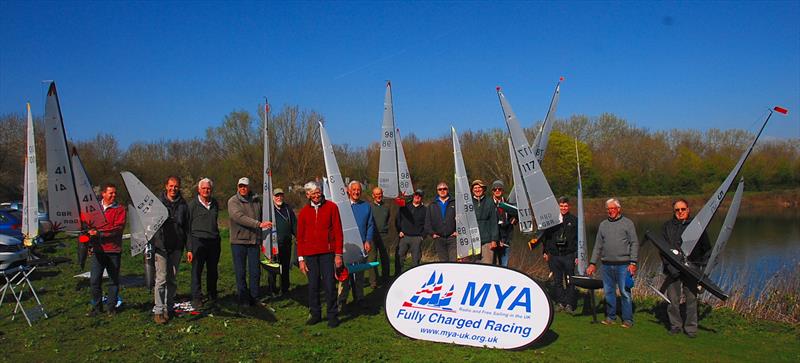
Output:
[773, 106, 788, 115]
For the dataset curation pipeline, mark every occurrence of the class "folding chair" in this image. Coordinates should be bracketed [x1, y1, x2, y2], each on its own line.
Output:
[0, 265, 48, 326]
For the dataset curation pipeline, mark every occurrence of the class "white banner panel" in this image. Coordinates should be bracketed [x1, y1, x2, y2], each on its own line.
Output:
[385, 263, 553, 349]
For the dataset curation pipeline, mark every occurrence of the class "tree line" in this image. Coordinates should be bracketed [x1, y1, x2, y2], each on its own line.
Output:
[1, 106, 797, 209]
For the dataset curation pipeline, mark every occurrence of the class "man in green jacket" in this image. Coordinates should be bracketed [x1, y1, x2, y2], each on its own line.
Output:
[268, 188, 297, 296]
[471, 180, 499, 264]
[187, 178, 221, 308]
[368, 186, 392, 287]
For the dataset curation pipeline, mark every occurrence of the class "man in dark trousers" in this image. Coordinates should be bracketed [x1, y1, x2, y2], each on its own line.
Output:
[425, 182, 457, 262]
[187, 178, 220, 308]
[269, 188, 297, 296]
[395, 189, 427, 274]
[541, 196, 578, 314]
[661, 199, 711, 338]
[368, 186, 392, 287]
[297, 181, 343, 328]
[151, 176, 189, 324]
[86, 183, 126, 317]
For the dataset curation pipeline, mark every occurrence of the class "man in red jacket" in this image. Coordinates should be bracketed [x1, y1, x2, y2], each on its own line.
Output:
[297, 181, 343, 328]
[87, 183, 127, 317]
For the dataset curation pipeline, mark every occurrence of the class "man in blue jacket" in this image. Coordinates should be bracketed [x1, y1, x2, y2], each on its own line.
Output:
[337, 180, 374, 312]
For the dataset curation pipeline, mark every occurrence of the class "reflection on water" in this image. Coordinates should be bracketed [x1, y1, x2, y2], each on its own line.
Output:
[512, 208, 799, 294]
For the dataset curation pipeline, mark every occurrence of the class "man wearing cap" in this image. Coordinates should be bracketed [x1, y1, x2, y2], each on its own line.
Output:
[471, 180, 499, 264]
[541, 196, 578, 313]
[268, 188, 297, 296]
[586, 198, 639, 328]
[395, 189, 427, 274]
[367, 187, 392, 287]
[187, 178, 221, 308]
[297, 181, 343, 328]
[337, 180, 374, 312]
[150, 176, 189, 324]
[228, 177, 273, 308]
[491, 180, 516, 267]
[425, 181, 457, 262]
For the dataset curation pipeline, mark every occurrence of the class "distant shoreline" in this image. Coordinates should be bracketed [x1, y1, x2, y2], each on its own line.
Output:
[579, 188, 799, 216]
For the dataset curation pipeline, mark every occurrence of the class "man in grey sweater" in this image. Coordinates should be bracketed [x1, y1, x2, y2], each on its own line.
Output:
[586, 198, 639, 328]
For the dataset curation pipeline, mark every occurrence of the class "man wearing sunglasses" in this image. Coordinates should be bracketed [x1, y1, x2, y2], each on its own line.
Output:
[425, 182, 457, 262]
[660, 199, 711, 338]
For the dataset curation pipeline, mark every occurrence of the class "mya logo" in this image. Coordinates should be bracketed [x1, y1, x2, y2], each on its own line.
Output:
[403, 271, 455, 311]
[386, 262, 553, 350]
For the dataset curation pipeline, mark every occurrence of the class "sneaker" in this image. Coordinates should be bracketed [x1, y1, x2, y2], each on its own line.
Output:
[163, 311, 171, 321]
[107, 307, 117, 317]
[669, 327, 682, 335]
[621, 321, 633, 328]
[328, 317, 340, 328]
[686, 332, 697, 338]
[306, 315, 322, 325]
[562, 305, 575, 314]
[600, 318, 616, 325]
[554, 304, 564, 313]
[154, 314, 167, 324]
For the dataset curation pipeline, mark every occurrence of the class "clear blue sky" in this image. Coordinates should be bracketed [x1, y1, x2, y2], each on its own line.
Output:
[1, 1, 798, 148]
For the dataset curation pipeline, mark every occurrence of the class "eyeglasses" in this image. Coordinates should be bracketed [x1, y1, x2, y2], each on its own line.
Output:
[674, 208, 687, 212]
[437, 188, 448, 191]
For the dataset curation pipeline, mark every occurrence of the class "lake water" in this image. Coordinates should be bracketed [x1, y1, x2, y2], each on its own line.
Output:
[510, 208, 799, 295]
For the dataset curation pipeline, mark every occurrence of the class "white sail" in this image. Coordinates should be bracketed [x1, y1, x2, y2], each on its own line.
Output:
[44, 82, 80, 232]
[378, 82, 399, 197]
[322, 177, 332, 200]
[71, 148, 107, 230]
[575, 139, 588, 276]
[127, 204, 147, 256]
[705, 178, 744, 275]
[507, 138, 533, 233]
[497, 88, 561, 230]
[396, 128, 414, 196]
[318, 122, 365, 264]
[120, 172, 168, 248]
[681, 109, 776, 256]
[452, 127, 481, 259]
[532, 80, 561, 163]
[22, 103, 39, 246]
[261, 101, 277, 260]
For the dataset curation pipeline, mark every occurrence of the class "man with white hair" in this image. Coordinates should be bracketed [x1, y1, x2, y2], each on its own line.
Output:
[586, 198, 639, 328]
[187, 178, 220, 308]
[297, 181, 343, 328]
[337, 180, 374, 312]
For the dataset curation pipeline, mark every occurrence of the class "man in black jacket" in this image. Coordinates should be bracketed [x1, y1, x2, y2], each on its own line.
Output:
[395, 189, 427, 274]
[151, 176, 189, 324]
[425, 182, 457, 262]
[661, 199, 711, 338]
[269, 188, 297, 296]
[541, 196, 578, 313]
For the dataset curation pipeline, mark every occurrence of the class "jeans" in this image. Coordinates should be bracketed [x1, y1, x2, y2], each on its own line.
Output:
[434, 236, 457, 262]
[492, 244, 510, 267]
[395, 235, 422, 275]
[231, 243, 261, 304]
[479, 243, 494, 264]
[153, 249, 182, 314]
[367, 232, 391, 284]
[548, 253, 577, 308]
[190, 237, 220, 300]
[90, 250, 121, 310]
[305, 253, 337, 321]
[601, 263, 633, 323]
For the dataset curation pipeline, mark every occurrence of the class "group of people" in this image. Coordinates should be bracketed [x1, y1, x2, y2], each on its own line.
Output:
[84, 175, 710, 337]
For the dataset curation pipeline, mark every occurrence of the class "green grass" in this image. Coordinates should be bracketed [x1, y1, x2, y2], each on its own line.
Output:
[1, 231, 798, 362]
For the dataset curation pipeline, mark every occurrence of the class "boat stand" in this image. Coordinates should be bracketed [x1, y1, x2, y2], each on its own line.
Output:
[587, 288, 599, 323]
[0, 265, 48, 326]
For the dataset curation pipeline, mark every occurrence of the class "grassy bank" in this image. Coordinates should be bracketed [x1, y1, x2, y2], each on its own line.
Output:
[1, 230, 798, 362]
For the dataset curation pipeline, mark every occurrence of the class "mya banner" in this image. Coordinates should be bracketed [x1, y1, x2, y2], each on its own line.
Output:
[385, 263, 553, 349]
